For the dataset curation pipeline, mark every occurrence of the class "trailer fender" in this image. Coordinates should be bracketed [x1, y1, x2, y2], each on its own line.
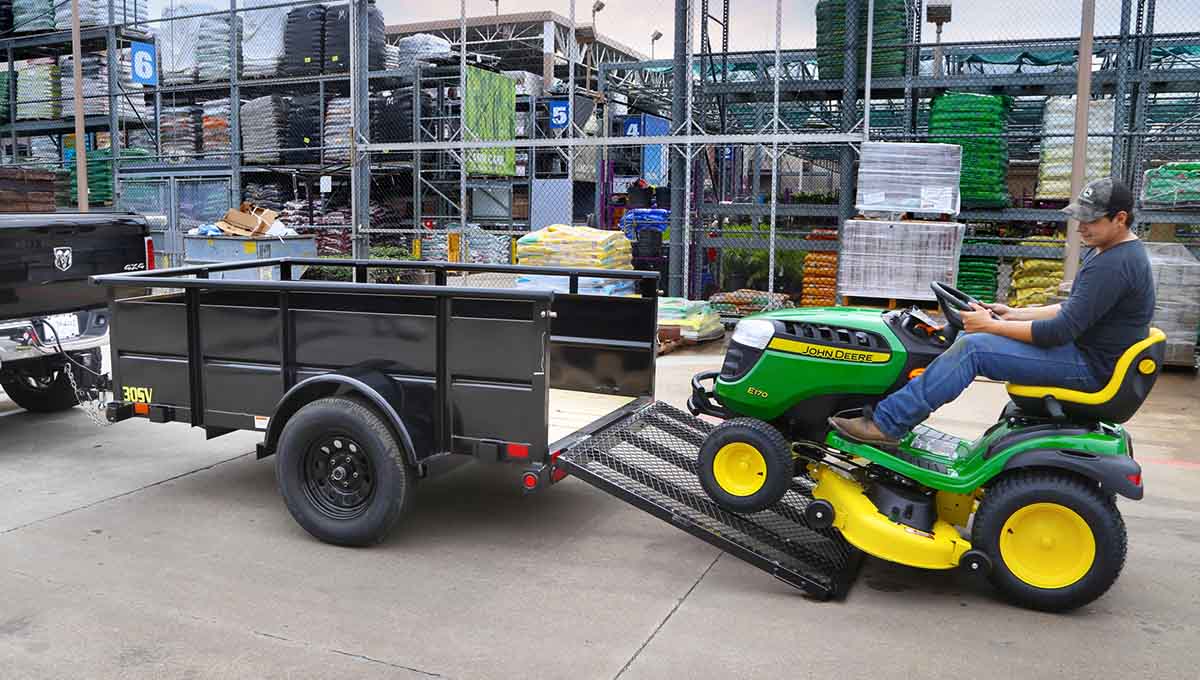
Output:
[259, 371, 418, 467]
[1000, 448, 1144, 500]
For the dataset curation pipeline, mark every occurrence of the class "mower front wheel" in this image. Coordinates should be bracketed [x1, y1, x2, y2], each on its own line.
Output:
[972, 470, 1127, 612]
[698, 418, 793, 514]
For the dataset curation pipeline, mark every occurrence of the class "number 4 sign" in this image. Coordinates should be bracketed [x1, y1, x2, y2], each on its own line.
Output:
[130, 42, 157, 86]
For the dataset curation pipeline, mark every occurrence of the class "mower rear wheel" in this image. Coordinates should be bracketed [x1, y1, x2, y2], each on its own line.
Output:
[972, 470, 1126, 612]
[698, 418, 793, 514]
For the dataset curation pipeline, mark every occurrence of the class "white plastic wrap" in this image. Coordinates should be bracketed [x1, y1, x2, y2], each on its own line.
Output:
[1145, 243, 1200, 366]
[1036, 97, 1115, 200]
[855, 142, 962, 216]
[837, 219, 966, 300]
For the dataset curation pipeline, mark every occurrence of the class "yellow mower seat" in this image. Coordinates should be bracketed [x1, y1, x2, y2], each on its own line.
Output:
[1007, 328, 1167, 423]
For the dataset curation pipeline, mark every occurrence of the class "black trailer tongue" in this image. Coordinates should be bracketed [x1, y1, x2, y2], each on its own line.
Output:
[556, 402, 862, 600]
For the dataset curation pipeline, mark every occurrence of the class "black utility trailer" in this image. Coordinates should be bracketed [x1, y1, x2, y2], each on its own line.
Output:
[94, 258, 859, 599]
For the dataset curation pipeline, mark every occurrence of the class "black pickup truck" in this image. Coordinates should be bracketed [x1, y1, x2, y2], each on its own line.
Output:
[1, 212, 152, 412]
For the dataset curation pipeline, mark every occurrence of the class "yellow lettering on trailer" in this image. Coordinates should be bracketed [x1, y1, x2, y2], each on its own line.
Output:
[767, 338, 890, 364]
[121, 386, 154, 403]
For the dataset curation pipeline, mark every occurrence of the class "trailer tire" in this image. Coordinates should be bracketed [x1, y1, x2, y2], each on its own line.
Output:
[276, 396, 414, 546]
[1, 369, 79, 413]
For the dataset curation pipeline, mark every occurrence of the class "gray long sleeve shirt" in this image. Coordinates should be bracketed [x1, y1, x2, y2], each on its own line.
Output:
[1030, 239, 1155, 382]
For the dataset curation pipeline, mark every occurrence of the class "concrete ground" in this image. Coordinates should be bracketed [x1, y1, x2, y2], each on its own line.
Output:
[1, 345, 1197, 680]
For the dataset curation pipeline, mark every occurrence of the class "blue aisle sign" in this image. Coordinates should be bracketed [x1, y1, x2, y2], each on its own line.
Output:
[130, 41, 158, 86]
[548, 99, 570, 130]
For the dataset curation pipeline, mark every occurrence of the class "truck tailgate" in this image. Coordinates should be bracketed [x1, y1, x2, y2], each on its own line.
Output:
[555, 401, 862, 600]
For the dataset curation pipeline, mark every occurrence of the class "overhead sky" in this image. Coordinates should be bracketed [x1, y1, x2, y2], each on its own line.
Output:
[141, 0, 1194, 58]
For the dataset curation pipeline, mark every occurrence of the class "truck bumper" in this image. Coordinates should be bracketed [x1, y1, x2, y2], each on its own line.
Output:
[0, 311, 110, 367]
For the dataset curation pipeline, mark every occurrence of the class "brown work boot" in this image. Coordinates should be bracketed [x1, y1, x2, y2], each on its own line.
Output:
[828, 415, 899, 447]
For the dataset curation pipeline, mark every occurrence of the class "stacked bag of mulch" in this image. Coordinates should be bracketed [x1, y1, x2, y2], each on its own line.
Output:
[957, 253, 999, 303]
[241, 95, 287, 164]
[392, 33, 453, 79]
[55, 0, 148, 28]
[815, 0, 908, 80]
[200, 98, 232, 160]
[160, 105, 200, 160]
[197, 12, 242, 82]
[0, 2, 12, 33]
[16, 59, 60, 120]
[709, 290, 794, 318]
[0, 71, 9, 124]
[1141, 162, 1200, 210]
[243, 182, 288, 211]
[60, 52, 148, 120]
[241, 0, 287, 79]
[323, 96, 352, 163]
[1037, 97, 1114, 200]
[929, 92, 1011, 208]
[1008, 234, 1065, 306]
[322, 2, 387, 74]
[69, 146, 151, 205]
[161, 4, 211, 85]
[801, 228, 839, 307]
[13, 0, 55, 32]
[658, 298, 724, 342]
[285, 93, 323, 164]
[283, 4, 326, 77]
[516, 225, 635, 295]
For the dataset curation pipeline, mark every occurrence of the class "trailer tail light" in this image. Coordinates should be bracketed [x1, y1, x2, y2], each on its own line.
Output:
[550, 450, 568, 482]
[144, 236, 155, 270]
[506, 443, 530, 459]
[522, 472, 539, 490]
[133, 402, 150, 416]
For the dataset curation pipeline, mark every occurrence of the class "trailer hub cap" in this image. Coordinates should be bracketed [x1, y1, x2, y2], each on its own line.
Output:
[712, 442, 768, 497]
[303, 435, 375, 520]
[999, 503, 1096, 589]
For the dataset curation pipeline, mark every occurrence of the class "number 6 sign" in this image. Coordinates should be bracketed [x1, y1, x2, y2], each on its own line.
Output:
[130, 42, 157, 86]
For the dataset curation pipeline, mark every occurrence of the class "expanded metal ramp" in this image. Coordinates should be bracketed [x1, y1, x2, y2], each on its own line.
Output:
[558, 402, 862, 600]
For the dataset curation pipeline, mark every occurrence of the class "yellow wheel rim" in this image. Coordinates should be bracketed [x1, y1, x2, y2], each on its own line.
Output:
[712, 442, 768, 497]
[999, 503, 1096, 589]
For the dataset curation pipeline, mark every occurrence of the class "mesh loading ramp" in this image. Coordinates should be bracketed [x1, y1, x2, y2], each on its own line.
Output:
[558, 402, 863, 600]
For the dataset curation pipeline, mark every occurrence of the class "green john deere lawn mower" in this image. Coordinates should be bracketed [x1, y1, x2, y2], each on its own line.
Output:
[689, 282, 1166, 611]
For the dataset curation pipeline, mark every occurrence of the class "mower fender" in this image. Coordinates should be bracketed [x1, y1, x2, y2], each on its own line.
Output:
[258, 369, 418, 467]
[810, 464, 971, 570]
[1000, 448, 1144, 500]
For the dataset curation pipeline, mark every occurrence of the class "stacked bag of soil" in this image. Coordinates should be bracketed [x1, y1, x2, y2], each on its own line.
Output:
[13, 0, 55, 32]
[285, 93, 323, 164]
[198, 12, 242, 82]
[241, 95, 287, 164]
[658, 298, 724, 342]
[200, 98, 232, 160]
[69, 146, 151, 205]
[516, 225, 635, 295]
[161, 4, 211, 85]
[930, 92, 1011, 208]
[801, 228, 839, 307]
[283, 4, 326, 77]
[241, 0, 287, 79]
[957, 253, 999, 303]
[709, 290, 794, 318]
[815, 0, 908, 80]
[160, 105, 201, 160]
[243, 181, 288, 211]
[1141, 162, 1200, 210]
[322, 96, 352, 163]
[370, 88, 429, 143]
[323, 2, 386, 74]
[1008, 234, 1065, 306]
[16, 58, 60, 120]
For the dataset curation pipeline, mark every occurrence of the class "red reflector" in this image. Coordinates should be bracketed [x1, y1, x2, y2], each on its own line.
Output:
[145, 236, 155, 270]
[133, 403, 150, 415]
[552, 468, 568, 482]
[506, 443, 530, 459]
[522, 473, 539, 489]
[1127, 472, 1142, 486]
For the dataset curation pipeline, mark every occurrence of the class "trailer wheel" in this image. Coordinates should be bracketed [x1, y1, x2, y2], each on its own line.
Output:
[1, 369, 79, 413]
[276, 396, 414, 546]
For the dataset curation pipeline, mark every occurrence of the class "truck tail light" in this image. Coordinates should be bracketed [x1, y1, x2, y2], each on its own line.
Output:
[144, 236, 155, 270]
[1127, 472, 1142, 487]
[506, 443, 529, 459]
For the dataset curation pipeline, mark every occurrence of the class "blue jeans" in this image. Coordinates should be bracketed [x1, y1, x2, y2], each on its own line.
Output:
[872, 333, 1103, 439]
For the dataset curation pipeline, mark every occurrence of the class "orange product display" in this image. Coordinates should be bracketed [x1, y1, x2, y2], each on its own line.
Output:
[801, 229, 839, 307]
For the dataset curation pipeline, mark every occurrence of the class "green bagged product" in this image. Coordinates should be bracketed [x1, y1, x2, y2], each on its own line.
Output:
[1141, 162, 1200, 210]
[815, 0, 909, 80]
[930, 92, 1012, 209]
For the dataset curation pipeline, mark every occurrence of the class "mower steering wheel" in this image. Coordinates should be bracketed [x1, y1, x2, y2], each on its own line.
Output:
[930, 281, 982, 333]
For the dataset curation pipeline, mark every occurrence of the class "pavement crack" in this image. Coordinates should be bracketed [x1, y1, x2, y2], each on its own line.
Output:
[614, 552, 722, 680]
[330, 649, 443, 677]
[0, 451, 254, 537]
[254, 630, 293, 643]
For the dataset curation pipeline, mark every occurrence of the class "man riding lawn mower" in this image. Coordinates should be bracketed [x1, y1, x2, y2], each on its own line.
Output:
[689, 178, 1165, 612]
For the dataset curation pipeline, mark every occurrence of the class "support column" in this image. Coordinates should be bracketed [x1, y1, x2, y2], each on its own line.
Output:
[668, 0, 688, 297]
[350, 0, 371, 263]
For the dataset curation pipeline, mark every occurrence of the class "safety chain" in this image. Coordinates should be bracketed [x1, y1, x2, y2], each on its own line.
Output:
[65, 362, 111, 428]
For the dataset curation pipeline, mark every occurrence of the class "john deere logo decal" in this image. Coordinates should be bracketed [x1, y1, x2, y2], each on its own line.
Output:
[53, 247, 73, 272]
[767, 337, 891, 363]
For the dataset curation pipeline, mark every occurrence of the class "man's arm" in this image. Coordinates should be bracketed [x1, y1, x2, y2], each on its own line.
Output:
[988, 303, 1061, 321]
[962, 306, 1035, 342]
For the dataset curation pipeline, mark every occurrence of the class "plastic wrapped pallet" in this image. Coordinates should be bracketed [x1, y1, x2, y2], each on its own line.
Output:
[1141, 162, 1200, 210]
[241, 0, 287, 79]
[16, 59, 60, 121]
[323, 3, 386, 74]
[856, 142, 962, 216]
[658, 298, 724, 342]
[370, 88, 427, 144]
[929, 92, 1012, 209]
[392, 33, 453, 79]
[13, 0, 55, 32]
[1145, 243, 1200, 366]
[161, 4, 212, 85]
[1036, 97, 1115, 200]
[285, 93, 322, 164]
[322, 96, 351, 162]
[815, 0, 908, 80]
[516, 224, 632, 269]
[200, 98, 232, 160]
[55, 0, 148, 28]
[503, 71, 545, 97]
[60, 52, 147, 120]
[385, 44, 400, 70]
[241, 95, 287, 164]
[69, 146, 150, 205]
[283, 4, 325, 77]
[197, 13, 242, 82]
[463, 223, 510, 265]
[837, 219, 965, 300]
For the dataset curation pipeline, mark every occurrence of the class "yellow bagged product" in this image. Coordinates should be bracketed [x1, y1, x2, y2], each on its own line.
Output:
[517, 224, 633, 270]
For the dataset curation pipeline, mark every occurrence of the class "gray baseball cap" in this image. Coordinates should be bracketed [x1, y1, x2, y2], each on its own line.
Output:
[1063, 177, 1134, 223]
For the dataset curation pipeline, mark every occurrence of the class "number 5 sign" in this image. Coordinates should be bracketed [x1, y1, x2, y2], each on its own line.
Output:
[548, 99, 569, 131]
[130, 42, 157, 86]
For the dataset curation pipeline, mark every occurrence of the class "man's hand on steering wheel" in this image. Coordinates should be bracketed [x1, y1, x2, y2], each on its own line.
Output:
[960, 303, 998, 333]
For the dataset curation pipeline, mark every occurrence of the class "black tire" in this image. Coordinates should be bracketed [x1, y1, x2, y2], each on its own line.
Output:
[276, 396, 414, 546]
[0, 369, 78, 413]
[972, 469, 1127, 612]
[698, 418, 793, 514]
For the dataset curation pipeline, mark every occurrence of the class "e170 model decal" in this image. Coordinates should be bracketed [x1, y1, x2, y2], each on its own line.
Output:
[122, 386, 154, 403]
[767, 337, 891, 364]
